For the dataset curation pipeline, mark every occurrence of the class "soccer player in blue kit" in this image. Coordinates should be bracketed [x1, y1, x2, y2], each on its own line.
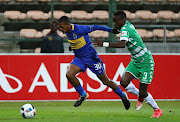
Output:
[58, 16, 130, 110]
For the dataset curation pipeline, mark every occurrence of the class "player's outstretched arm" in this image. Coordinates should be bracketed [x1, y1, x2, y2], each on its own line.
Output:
[93, 39, 126, 48]
[77, 25, 113, 34]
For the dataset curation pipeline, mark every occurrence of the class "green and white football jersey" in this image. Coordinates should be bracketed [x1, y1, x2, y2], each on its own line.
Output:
[121, 21, 155, 83]
[120, 21, 153, 63]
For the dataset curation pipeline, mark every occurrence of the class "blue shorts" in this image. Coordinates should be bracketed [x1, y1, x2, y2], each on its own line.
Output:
[71, 53, 105, 75]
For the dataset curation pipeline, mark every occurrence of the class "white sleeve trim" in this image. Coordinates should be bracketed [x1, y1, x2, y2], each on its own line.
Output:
[120, 37, 128, 41]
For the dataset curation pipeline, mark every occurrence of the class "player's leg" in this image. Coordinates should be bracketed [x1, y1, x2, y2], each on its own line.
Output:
[87, 55, 125, 99]
[139, 83, 162, 118]
[66, 64, 82, 87]
[96, 72, 130, 110]
[96, 72, 124, 98]
[139, 63, 162, 118]
[121, 61, 140, 96]
[121, 72, 144, 111]
[66, 58, 89, 107]
[121, 72, 139, 96]
[121, 61, 143, 110]
[66, 64, 87, 94]
[87, 54, 130, 110]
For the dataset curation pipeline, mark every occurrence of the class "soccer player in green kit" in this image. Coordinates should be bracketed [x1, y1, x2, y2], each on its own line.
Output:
[94, 10, 162, 118]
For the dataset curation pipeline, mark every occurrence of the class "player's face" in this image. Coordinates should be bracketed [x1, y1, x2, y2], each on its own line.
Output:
[113, 15, 125, 29]
[58, 22, 71, 34]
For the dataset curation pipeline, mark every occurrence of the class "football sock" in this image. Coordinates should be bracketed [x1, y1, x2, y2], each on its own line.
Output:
[114, 86, 126, 99]
[75, 85, 87, 97]
[144, 93, 159, 110]
[125, 82, 139, 96]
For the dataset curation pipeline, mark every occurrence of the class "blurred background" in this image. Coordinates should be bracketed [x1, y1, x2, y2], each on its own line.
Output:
[0, 0, 180, 53]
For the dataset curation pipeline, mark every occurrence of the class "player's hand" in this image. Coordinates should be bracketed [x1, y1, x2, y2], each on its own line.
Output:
[69, 46, 72, 51]
[92, 38, 103, 47]
[111, 28, 120, 34]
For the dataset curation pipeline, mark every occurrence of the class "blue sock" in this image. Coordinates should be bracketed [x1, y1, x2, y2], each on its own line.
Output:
[114, 86, 126, 99]
[75, 85, 87, 97]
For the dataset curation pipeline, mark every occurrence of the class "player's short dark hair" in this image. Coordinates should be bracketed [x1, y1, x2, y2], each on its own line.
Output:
[51, 20, 58, 26]
[114, 10, 127, 20]
[58, 16, 70, 23]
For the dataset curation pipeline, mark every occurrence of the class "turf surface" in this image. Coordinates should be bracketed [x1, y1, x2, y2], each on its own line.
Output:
[0, 101, 179, 122]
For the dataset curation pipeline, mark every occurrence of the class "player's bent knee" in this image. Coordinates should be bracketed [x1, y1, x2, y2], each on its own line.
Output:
[66, 73, 70, 80]
[120, 80, 128, 88]
[139, 91, 148, 98]
[66, 72, 74, 80]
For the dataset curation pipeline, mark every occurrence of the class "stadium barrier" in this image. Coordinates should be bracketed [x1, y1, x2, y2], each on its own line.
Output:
[0, 54, 179, 101]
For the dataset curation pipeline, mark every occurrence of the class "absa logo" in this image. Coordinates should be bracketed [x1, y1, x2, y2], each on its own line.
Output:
[0, 68, 22, 93]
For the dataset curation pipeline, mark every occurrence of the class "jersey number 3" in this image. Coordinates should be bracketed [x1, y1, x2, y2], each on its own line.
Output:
[94, 62, 102, 70]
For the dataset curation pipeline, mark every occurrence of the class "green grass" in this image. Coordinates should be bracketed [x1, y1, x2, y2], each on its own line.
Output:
[0, 101, 180, 122]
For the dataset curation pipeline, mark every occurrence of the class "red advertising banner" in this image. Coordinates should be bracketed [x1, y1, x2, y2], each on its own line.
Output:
[0, 54, 179, 101]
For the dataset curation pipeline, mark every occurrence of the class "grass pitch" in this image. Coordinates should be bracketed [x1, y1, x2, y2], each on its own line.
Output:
[0, 101, 179, 122]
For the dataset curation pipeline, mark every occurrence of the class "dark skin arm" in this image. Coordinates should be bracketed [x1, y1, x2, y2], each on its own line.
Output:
[93, 39, 126, 48]
[95, 28, 125, 48]
[111, 28, 120, 34]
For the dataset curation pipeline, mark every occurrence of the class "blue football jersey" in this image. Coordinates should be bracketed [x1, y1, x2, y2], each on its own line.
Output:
[66, 24, 112, 57]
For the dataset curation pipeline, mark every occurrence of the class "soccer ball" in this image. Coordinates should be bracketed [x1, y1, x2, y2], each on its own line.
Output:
[20, 103, 36, 118]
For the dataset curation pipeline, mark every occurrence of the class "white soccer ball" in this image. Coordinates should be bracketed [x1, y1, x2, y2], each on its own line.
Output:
[20, 103, 36, 118]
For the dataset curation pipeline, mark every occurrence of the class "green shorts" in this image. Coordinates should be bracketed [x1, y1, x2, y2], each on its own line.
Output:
[125, 59, 155, 84]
